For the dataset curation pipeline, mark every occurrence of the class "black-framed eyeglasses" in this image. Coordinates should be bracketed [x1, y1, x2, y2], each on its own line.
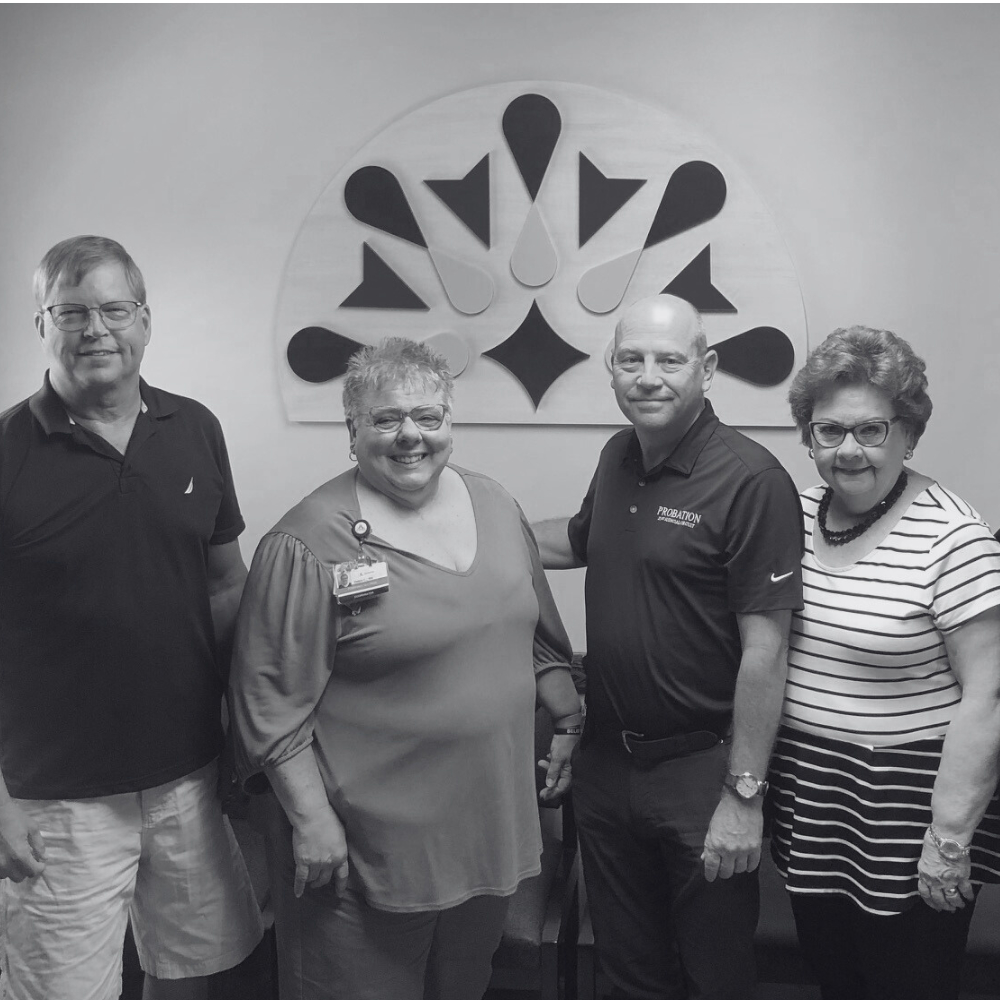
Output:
[43, 301, 144, 332]
[366, 404, 450, 434]
[809, 416, 901, 449]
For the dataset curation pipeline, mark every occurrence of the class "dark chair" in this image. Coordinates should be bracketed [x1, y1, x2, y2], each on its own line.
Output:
[489, 706, 582, 1000]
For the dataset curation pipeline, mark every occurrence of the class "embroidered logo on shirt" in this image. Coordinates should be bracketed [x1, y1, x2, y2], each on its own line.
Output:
[770, 570, 793, 583]
[657, 506, 702, 528]
[184, 478, 194, 494]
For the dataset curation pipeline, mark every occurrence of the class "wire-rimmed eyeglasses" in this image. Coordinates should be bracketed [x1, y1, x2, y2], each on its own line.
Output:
[366, 404, 450, 434]
[43, 301, 144, 332]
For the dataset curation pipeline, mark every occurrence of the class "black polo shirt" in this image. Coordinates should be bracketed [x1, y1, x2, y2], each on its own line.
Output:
[568, 401, 803, 738]
[0, 375, 244, 799]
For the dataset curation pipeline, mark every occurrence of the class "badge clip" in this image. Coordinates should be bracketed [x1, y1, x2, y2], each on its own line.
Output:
[334, 519, 388, 612]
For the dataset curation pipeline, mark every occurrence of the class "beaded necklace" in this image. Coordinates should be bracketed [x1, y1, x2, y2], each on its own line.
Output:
[816, 470, 908, 547]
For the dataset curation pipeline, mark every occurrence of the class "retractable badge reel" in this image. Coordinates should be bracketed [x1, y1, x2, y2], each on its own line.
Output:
[334, 519, 389, 614]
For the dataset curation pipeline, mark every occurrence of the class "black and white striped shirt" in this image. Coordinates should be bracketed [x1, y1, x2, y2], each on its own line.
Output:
[782, 483, 1000, 745]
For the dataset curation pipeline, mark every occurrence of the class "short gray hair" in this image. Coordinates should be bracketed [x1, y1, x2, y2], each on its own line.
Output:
[342, 337, 454, 424]
[788, 326, 932, 446]
[34, 235, 146, 309]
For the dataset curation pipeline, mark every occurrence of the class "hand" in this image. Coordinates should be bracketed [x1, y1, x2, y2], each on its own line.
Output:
[537, 733, 579, 803]
[702, 793, 763, 882]
[0, 800, 47, 883]
[290, 803, 349, 899]
[917, 834, 974, 912]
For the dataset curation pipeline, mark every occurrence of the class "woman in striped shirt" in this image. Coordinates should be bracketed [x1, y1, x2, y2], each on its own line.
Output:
[767, 326, 1000, 1000]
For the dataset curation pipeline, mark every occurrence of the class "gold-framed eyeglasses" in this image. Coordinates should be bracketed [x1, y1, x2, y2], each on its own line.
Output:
[809, 417, 901, 449]
[43, 301, 144, 332]
[366, 404, 450, 434]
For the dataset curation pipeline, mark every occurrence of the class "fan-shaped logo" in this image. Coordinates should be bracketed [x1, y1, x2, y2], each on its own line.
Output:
[276, 82, 806, 425]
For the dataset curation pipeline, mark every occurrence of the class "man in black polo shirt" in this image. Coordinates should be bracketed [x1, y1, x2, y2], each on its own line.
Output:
[535, 294, 802, 1000]
[0, 236, 262, 999]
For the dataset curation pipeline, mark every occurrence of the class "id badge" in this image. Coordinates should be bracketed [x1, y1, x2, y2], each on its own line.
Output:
[334, 558, 389, 608]
[334, 518, 388, 611]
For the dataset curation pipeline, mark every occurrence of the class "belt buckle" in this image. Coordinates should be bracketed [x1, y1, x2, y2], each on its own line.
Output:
[621, 729, 644, 754]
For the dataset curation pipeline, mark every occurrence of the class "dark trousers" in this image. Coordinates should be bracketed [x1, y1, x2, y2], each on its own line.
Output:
[263, 796, 509, 1000]
[574, 738, 759, 1000]
[790, 892, 978, 1000]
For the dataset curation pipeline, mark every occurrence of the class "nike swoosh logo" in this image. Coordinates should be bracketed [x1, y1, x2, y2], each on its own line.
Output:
[770, 571, 794, 583]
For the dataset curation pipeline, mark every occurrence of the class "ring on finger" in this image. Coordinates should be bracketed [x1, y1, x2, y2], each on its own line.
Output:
[944, 887, 959, 896]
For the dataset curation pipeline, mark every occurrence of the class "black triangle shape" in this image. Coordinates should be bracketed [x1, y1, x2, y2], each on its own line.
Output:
[340, 243, 428, 310]
[286, 327, 364, 384]
[425, 155, 491, 248]
[662, 246, 736, 313]
[579, 153, 646, 247]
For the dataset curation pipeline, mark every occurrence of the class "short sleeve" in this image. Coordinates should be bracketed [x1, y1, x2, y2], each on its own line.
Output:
[926, 520, 1000, 632]
[725, 467, 804, 613]
[208, 419, 245, 545]
[228, 530, 341, 784]
[566, 469, 598, 565]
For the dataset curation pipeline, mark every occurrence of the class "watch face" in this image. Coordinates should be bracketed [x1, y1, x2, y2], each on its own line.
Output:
[938, 840, 966, 861]
[735, 775, 759, 799]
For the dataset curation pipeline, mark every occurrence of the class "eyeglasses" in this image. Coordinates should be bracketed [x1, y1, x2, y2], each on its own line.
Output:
[809, 417, 901, 449]
[43, 301, 144, 332]
[366, 404, 450, 434]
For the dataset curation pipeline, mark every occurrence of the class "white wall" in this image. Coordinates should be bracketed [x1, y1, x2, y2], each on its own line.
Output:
[2, 4, 999, 648]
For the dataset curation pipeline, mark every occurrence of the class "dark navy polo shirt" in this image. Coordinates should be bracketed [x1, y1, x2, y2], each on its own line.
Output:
[0, 374, 244, 799]
[568, 401, 803, 738]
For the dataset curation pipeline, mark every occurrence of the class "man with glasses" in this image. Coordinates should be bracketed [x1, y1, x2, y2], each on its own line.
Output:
[0, 236, 262, 999]
[534, 294, 803, 1000]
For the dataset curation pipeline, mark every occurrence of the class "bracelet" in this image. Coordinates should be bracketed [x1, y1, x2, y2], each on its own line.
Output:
[553, 725, 583, 736]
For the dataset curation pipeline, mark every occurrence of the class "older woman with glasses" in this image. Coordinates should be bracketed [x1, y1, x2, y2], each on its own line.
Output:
[229, 338, 582, 1000]
[767, 326, 1000, 1000]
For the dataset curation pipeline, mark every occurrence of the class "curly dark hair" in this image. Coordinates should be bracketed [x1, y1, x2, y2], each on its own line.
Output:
[788, 326, 932, 446]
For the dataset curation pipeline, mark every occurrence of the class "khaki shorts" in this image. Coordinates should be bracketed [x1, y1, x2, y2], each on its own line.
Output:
[0, 759, 263, 1000]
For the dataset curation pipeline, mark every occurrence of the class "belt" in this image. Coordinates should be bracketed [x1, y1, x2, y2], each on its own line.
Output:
[587, 724, 725, 763]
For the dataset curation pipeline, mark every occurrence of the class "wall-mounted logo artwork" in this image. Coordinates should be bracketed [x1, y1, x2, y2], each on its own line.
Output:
[276, 82, 807, 425]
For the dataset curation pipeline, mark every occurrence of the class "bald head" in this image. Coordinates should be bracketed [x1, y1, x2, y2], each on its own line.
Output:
[614, 295, 707, 358]
[609, 294, 717, 458]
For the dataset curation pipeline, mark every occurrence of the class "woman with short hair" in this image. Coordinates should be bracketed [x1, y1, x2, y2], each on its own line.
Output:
[768, 325, 1000, 1000]
[229, 337, 582, 1000]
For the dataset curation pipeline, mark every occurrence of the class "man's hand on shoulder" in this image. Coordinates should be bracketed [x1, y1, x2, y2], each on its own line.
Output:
[701, 792, 763, 882]
[0, 798, 46, 882]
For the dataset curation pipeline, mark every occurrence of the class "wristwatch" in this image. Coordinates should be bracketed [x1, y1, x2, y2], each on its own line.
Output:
[723, 771, 769, 800]
[927, 825, 971, 862]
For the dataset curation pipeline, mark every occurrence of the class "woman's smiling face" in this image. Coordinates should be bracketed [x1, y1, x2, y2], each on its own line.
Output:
[809, 382, 912, 514]
[349, 381, 453, 507]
